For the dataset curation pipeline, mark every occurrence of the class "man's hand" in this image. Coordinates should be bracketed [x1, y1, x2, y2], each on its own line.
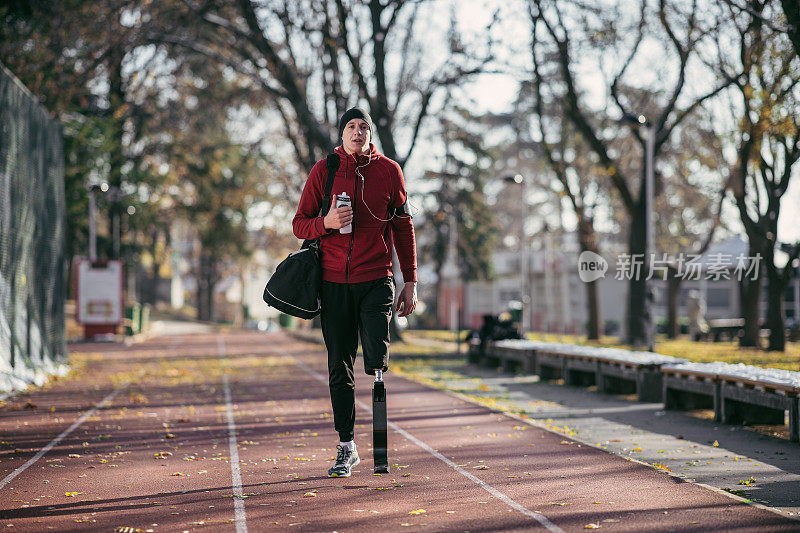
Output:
[396, 282, 417, 317]
[323, 196, 352, 230]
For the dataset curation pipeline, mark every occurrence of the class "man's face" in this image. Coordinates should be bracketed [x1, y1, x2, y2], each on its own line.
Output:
[342, 118, 371, 154]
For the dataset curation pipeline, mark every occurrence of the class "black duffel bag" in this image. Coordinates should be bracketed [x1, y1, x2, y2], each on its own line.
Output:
[263, 153, 339, 319]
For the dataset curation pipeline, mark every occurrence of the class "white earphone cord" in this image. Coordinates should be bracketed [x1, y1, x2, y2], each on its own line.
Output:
[356, 160, 413, 222]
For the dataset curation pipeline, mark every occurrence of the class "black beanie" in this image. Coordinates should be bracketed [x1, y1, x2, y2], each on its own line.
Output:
[338, 107, 373, 140]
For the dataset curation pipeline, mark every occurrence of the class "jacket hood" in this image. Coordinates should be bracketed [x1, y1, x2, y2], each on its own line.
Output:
[335, 143, 379, 163]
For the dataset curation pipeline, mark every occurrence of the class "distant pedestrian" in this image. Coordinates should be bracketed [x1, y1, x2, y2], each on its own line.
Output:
[687, 290, 708, 341]
[292, 107, 418, 477]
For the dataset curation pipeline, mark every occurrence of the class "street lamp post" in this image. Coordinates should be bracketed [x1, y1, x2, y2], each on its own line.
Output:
[88, 185, 102, 262]
[622, 113, 656, 351]
[504, 174, 528, 337]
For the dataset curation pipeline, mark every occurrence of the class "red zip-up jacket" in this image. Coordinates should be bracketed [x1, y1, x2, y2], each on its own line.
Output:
[292, 144, 417, 284]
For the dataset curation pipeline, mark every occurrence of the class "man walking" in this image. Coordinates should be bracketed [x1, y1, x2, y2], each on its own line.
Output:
[292, 107, 417, 477]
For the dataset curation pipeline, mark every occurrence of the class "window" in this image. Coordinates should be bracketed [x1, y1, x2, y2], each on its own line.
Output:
[706, 288, 731, 308]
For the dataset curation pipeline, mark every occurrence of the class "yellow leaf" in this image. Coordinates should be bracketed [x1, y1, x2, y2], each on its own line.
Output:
[171, 472, 185, 476]
[303, 492, 317, 497]
[712, 440, 719, 447]
[409, 509, 427, 515]
[64, 492, 82, 497]
[584, 524, 601, 529]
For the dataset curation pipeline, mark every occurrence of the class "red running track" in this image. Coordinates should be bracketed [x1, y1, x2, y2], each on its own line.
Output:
[0, 330, 796, 532]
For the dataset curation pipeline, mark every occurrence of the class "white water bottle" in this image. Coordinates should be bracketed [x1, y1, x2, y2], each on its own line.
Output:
[336, 193, 352, 234]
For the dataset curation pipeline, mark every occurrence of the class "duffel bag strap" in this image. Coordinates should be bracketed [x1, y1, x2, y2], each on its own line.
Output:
[302, 153, 340, 249]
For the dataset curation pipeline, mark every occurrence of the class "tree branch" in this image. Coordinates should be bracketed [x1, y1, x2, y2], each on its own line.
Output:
[610, 0, 646, 122]
[532, 0, 635, 211]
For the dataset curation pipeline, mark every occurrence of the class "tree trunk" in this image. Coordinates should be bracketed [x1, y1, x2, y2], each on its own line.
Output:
[625, 198, 649, 346]
[585, 278, 601, 340]
[781, 0, 800, 57]
[739, 273, 761, 347]
[666, 268, 681, 339]
[107, 45, 125, 260]
[145, 230, 160, 305]
[197, 252, 216, 322]
[577, 221, 601, 340]
[765, 264, 786, 351]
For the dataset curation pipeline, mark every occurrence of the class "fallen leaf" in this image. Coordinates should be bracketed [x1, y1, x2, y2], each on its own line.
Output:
[302, 492, 316, 497]
[712, 440, 719, 447]
[170, 472, 185, 476]
[409, 509, 427, 515]
[584, 524, 601, 529]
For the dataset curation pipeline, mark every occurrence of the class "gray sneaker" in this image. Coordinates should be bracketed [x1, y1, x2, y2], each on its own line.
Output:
[328, 445, 360, 477]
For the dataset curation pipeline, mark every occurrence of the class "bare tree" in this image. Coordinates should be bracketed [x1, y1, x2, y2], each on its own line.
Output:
[419, 102, 498, 325]
[527, 33, 607, 339]
[655, 110, 729, 338]
[718, 0, 800, 350]
[719, 0, 800, 57]
[529, 0, 733, 346]
[150, 1, 494, 173]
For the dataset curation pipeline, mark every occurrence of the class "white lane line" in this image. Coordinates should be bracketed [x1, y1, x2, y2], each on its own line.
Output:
[292, 358, 564, 533]
[0, 382, 131, 490]
[219, 336, 248, 533]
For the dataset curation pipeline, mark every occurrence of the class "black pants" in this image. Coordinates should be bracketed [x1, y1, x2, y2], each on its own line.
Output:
[321, 277, 394, 442]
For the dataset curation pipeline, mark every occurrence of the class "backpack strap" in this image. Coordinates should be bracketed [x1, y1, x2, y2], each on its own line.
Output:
[319, 153, 340, 217]
[303, 153, 341, 249]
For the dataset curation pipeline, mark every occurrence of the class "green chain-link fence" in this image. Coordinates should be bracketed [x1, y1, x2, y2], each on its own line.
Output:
[1, 62, 68, 393]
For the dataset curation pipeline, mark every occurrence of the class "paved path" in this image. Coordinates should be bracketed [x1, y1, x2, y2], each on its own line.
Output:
[1, 330, 797, 531]
[418, 364, 800, 517]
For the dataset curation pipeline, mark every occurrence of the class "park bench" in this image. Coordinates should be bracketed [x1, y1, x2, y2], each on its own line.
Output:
[489, 340, 686, 402]
[703, 318, 745, 342]
[662, 362, 800, 442]
[489, 339, 541, 373]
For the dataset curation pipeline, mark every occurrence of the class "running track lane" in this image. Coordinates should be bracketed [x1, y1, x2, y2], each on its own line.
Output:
[0, 330, 796, 532]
